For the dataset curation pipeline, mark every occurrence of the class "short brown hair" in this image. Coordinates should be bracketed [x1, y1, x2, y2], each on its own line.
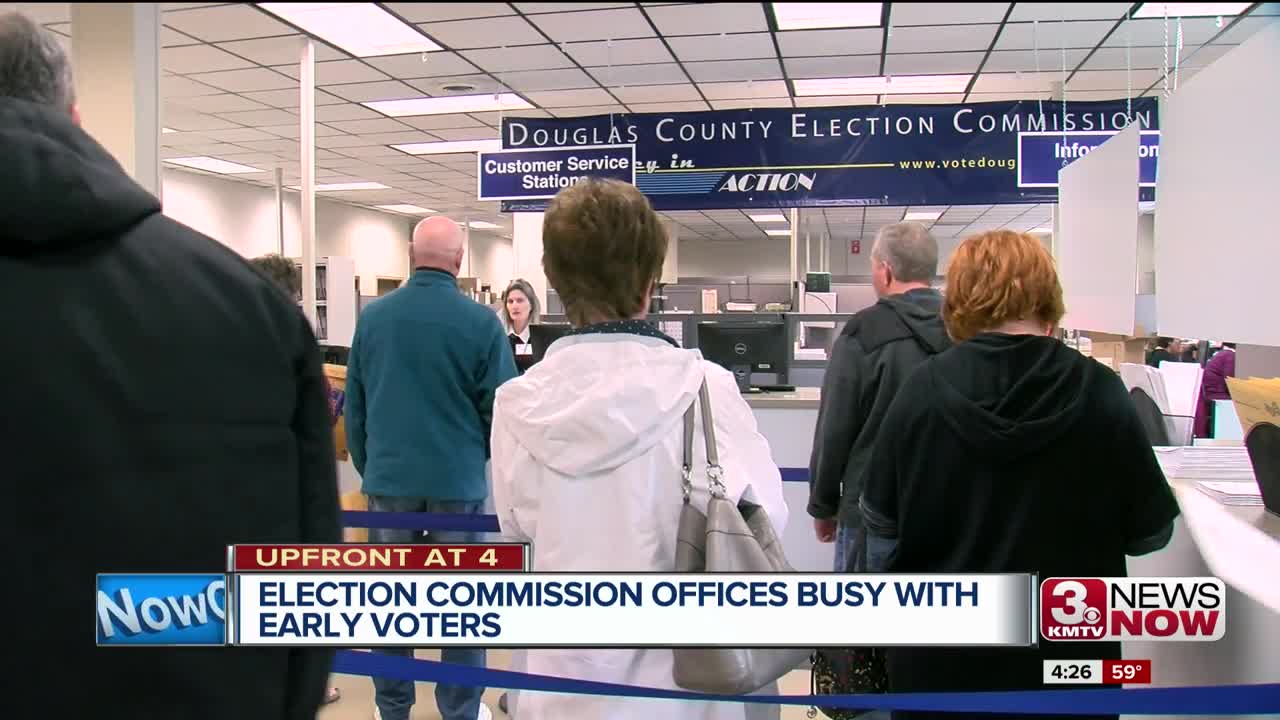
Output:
[249, 254, 301, 298]
[542, 179, 667, 326]
[943, 230, 1065, 342]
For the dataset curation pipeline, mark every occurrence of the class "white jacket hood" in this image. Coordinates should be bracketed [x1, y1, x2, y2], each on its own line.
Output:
[494, 333, 707, 476]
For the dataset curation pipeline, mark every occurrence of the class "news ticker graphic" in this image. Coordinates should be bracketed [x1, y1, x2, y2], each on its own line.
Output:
[1040, 577, 1225, 641]
[1042, 659, 1153, 685]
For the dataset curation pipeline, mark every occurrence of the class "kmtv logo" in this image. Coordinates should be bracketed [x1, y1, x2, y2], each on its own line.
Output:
[1041, 577, 1225, 641]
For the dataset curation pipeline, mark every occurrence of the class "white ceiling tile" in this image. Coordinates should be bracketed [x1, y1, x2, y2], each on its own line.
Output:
[1050, 89, 1142, 101]
[527, 9, 655, 41]
[325, 118, 414, 134]
[891, 3, 1010, 25]
[1182, 43, 1235, 67]
[710, 97, 794, 110]
[882, 93, 968, 104]
[1067, 69, 1162, 91]
[363, 52, 480, 79]
[272, 60, 390, 85]
[887, 24, 999, 53]
[495, 67, 597, 91]
[161, 131, 220, 147]
[646, 3, 768, 35]
[784, 55, 881, 80]
[777, 28, 884, 57]
[216, 108, 302, 126]
[239, 88, 344, 108]
[883, 51, 985, 75]
[158, 25, 202, 47]
[1080, 46, 1173, 70]
[384, 2, 514, 22]
[363, 131, 448, 145]
[611, 83, 702, 103]
[195, 127, 281, 142]
[335, 145, 410, 158]
[983, 48, 1091, 72]
[551, 105, 627, 117]
[793, 95, 881, 107]
[685, 58, 783, 83]
[400, 114, 488, 130]
[174, 93, 272, 113]
[966, 91, 1051, 102]
[421, 16, 546, 49]
[516, 3, 632, 12]
[462, 45, 573, 72]
[1214, 16, 1277, 44]
[467, 109, 553, 125]
[430, 127, 503, 141]
[316, 104, 385, 122]
[162, 43, 255, 73]
[1007, 3, 1130, 21]
[315, 134, 387, 149]
[162, 108, 242, 131]
[971, 71, 1059, 93]
[236, 139, 303, 153]
[525, 88, 616, 107]
[164, 141, 252, 156]
[698, 80, 789, 100]
[407, 74, 510, 95]
[628, 100, 711, 112]
[1108, 17, 1232, 47]
[562, 38, 673, 66]
[997, 21, 1114, 50]
[667, 32, 777, 62]
[214, 36, 344, 65]
[188, 67, 295, 92]
[326, 80, 422, 102]
[162, 4, 295, 42]
[589, 63, 689, 86]
[162, 75, 223, 98]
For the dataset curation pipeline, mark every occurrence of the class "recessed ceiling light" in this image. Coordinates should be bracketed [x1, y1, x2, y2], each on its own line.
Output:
[364, 93, 533, 118]
[468, 221, 501, 230]
[772, 2, 883, 30]
[904, 211, 942, 221]
[391, 139, 501, 155]
[287, 182, 390, 191]
[1133, 3, 1251, 18]
[1030, 227, 1053, 234]
[165, 156, 263, 174]
[765, 229, 792, 237]
[376, 204, 435, 214]
[794, 74, 971, 96]
[255, 3, 441, 57]
[749, 213, 789, 223]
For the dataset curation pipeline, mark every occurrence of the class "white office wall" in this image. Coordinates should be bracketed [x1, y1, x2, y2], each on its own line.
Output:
[465, 230, 514, 292]
[1155, 22, 1280, 346]
[679, 238, 791, 279]
[161, 168, 412, 290]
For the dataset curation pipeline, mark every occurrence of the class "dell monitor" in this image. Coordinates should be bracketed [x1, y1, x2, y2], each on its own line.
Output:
[528, 323, 575, 365]
[696, 321, 789, 393]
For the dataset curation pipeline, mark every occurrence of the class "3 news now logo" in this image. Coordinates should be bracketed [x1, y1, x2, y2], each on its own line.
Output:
[96, 574, 227, 646]
[1040, 577, 1225, 641]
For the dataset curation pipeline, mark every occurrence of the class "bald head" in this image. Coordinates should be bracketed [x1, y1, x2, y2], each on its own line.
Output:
[411, 216, 464, 275]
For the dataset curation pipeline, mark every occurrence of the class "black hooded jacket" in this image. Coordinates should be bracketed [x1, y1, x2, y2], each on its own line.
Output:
[0, 99, 339, 719]
[807, 288, 950, 532]
[860, 334, 1179, 718]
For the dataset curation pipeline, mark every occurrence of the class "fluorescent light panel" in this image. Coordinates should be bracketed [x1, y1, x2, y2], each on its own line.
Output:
[256, 3, 440, 57]
[376, 204, 435, 214]
[365, 93, 533, 118]
[794, 74, 971, 96]
[904, 211, 942, 221]
[765, 229, 792, 237]
[772, 2, 882, 30]
[162, 127, 177, 134]
[288, 182, 390, 191]
[469, 221, 501, 230]
[1133, 3, 1250, 18]
[749, 213, 789, 222]
[391, 139, 501, 155]
[165, 156, 263, 174]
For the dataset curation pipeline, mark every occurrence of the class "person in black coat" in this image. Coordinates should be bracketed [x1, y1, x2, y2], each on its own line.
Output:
[0, 13, 338, 720]
[1146, 336, 1174, 367]
[860, 230, 1179, 720]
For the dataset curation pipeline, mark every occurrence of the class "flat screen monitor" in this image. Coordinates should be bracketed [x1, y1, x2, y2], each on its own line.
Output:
[528, 323, 574, 365]
[696, 321, 789, 392]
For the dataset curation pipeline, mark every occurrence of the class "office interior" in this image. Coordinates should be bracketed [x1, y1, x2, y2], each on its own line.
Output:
[15, 2, 1279, 719]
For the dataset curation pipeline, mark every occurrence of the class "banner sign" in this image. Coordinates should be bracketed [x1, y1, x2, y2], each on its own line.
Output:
[478, 144, 635, 201]
[497, 98, 1158, 211]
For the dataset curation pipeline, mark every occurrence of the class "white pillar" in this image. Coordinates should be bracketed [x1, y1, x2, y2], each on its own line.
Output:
[300, 39, 318, 327]
[513, 212, 547, 312]
[661, 222, 679, 285]
[70, 3, 161, 197]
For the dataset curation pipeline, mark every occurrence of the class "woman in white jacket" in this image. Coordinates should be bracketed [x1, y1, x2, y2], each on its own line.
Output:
[491, 179, 788, 720]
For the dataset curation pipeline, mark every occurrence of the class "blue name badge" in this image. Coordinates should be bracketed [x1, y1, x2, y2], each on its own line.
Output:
[96, 574, 228, 646]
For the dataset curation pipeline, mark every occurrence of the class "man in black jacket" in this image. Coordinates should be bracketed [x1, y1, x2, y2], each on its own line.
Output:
[808, 221, 950, 572]
[0, 12, 338, 720]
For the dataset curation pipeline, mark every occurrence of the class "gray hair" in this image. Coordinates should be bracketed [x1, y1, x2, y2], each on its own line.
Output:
[501, 278, 541, 328]
[871, 221, 938, 283]
[0, 12, 75, 109]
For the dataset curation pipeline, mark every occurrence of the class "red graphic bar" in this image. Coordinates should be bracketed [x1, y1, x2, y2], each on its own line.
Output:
[1102, 659, 1151, 685]
[230, 544, 526, 571]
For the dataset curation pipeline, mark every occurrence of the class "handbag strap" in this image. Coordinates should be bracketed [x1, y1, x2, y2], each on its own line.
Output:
[682, 379, 728, 503]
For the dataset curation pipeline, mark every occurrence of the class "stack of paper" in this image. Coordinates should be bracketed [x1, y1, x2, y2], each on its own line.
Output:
[1195, 480, 1264, 506]
[1153, 446, 1255, 481]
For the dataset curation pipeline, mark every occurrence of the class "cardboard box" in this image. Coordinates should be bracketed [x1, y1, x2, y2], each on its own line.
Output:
[323, 363, 348, 461]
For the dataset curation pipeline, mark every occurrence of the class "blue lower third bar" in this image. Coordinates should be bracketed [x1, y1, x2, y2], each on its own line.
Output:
[96, 573, 227, 646]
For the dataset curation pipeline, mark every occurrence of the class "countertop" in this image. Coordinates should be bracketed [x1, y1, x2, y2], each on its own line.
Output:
[743, 386, 821, 410]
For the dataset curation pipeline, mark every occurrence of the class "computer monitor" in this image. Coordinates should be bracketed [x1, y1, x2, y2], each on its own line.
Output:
[696, 321, 789, 392]
[528, 323, 574, 365]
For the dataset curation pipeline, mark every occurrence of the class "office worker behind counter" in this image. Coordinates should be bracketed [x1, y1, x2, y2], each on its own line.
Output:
[858, 230, 1179, 720]
[500, 278, 541, 375]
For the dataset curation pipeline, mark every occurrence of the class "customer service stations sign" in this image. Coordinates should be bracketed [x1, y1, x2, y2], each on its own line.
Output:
[478, 144, 636, 201]
[496, 98, 1159, 211]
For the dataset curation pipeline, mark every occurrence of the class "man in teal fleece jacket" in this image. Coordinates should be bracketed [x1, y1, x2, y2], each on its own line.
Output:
[344, 216, 515, 720]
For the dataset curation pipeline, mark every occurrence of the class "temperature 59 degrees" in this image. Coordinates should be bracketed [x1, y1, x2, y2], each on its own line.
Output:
[1043, 660, 1151, 685]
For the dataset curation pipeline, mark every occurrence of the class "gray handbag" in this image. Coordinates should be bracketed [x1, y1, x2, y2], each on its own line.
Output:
[672, 380, 810, 695]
